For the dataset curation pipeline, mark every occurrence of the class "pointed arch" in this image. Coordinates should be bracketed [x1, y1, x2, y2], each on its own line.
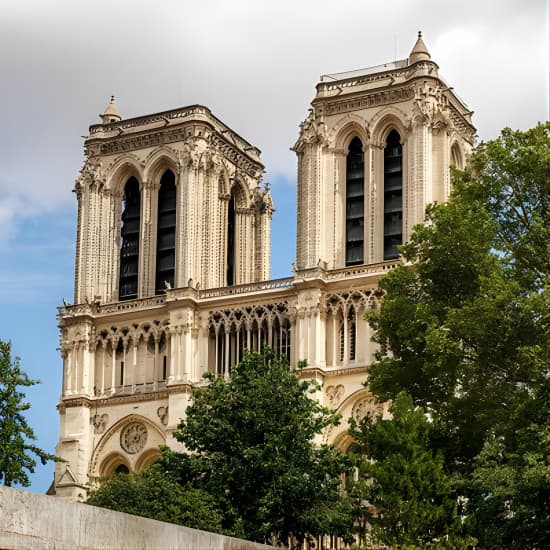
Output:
[89, 414, 167, 478]
[119, 177, 141, 300]
[135, 448, 162, 472]
[155, 169, 176, 293]
[369, 107, 409, 148]
[143, 148, 179, 183]
[99, 452, 131, 478]
[331, 115, 370, 150]
[383, 129, 403, 260]
[230, 177, 250, 209]
[106, 154, 143, 195]
[325, 388, 381, 447]
[345, 136, 365, 266]
[450, 140, 464, 169]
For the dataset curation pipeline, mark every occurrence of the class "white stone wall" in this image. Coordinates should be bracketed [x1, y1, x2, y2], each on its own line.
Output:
[0, 486, 275, 550]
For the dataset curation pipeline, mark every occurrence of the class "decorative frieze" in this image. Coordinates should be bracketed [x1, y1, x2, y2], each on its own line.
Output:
[324, 86, 415, 116]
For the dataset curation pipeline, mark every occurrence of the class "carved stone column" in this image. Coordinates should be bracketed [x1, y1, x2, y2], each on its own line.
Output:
[140, 180, 159, 297]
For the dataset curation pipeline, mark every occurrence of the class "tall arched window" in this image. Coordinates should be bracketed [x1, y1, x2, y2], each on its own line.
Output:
[451, 143, 463, 169]
[226, 191, 236, 286]
[155, 170, 176, 294]
[383, 130, 403, 260]
[119, 177, 141, 300]
[346, 137, 364, 266]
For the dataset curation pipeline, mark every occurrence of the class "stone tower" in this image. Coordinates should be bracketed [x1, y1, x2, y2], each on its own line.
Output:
[294, 32, 474, 270]
[55, 34, 474, 499]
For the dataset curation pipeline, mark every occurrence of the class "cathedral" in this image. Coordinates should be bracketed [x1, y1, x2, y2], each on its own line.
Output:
[54, 33, 475, 499]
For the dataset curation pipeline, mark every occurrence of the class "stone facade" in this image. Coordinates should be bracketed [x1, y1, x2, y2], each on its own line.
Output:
[54, 34, 475, 499]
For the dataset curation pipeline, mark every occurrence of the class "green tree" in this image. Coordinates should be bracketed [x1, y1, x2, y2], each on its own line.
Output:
[365, 123, 549, 546]
[0, 339, 56, 486]
[455, 123, 549, 287]
[349, 392, 469, 549]
[87, 461, 224, 532]
[173, 350, 351, 544]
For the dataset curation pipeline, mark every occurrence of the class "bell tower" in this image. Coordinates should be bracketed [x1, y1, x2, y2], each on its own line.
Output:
[56, 102, 273, 499]
[293, 32, 476, 271]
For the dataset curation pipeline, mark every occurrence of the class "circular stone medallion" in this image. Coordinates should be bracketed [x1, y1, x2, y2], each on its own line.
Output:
[120, 422, 147, 454]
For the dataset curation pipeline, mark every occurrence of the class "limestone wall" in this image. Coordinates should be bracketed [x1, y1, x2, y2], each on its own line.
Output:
[0, 486, 275, 550]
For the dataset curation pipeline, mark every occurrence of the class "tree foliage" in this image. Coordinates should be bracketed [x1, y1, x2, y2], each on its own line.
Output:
[350, 392, 470, 549]
[88, 350, 352, 544]
[87, 461, 224, 532]
[173, 350, 351, 544]
[365, 123, 550, 547]
[0, 339, 56, 487]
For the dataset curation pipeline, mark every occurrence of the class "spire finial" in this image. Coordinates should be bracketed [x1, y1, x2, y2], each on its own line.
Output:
[409, 31, 431, 64]
[99, 95, 122, 124]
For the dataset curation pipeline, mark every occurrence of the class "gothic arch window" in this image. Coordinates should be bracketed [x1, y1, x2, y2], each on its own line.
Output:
[339, 313, 345, 362]
[155, 170, 176, 294]
[338, 308, 356, 362]
[383, 130, 403, 260]
[226, 191, 236, 286]
[100, 453, 131, 478]
[348, 307, 356, 362]
[119, 177, 141, 300]
[345, 137, 364, 266]
[451, 143, 463, 169]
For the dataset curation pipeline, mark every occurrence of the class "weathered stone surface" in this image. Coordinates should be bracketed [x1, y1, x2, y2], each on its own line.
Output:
[0, 485, 275, 550]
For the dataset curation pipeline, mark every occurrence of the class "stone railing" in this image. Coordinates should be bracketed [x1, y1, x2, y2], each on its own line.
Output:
[319, 59, 408, 87]
[89, 104, 211, 135]
[324, 260, 399, 280]
[59, 295, 167, 319]
[97, 380, 167, 397]
[97, 295, 167, 315]
[199, 277, 294, 299]
[59, 264, 395, 319]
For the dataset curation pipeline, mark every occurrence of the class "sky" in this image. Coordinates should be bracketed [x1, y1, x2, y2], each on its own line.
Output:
[0, 0, 548, 494]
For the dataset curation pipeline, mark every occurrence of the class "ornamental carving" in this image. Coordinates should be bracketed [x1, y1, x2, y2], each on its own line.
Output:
[293, 110, 328, 152]
[76, 157, 105, 186]
[157, 406, 169, 426]
[120, 422, 147, 454]
[412, 82, 448, 123]
[324, 87, 415, 117]
[325, 384, 345, 407]
[91, 413, 109, 434]
[352, 396, 381, 421]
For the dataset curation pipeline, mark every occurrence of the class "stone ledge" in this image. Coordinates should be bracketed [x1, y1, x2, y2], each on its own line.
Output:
[0, 486, 275, 550]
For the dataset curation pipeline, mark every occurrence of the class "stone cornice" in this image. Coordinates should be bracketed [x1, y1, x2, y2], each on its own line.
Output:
[318, 85, 415, 117]
[300, 364, 369, 379]
[58, 383, 193, 410]
[85, 104, 264, 178]
[59, 263, 396, 324]
[315, 60, 437, 95]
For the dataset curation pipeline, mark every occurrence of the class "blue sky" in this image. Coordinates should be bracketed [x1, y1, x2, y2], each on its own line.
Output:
[0, 0, 548, 494]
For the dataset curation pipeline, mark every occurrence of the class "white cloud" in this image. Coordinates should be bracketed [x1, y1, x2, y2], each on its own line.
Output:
[1, 0, 548, 244]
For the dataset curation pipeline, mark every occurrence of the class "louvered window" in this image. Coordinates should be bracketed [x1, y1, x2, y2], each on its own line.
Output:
[119, 177, 141, 300]
[346, 137, 364, 266]
[155, 170, 176, 293]
[383, 130, 403, 260]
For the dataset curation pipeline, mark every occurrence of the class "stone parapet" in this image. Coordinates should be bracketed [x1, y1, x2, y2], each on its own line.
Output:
[0, 485, 275, 550]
